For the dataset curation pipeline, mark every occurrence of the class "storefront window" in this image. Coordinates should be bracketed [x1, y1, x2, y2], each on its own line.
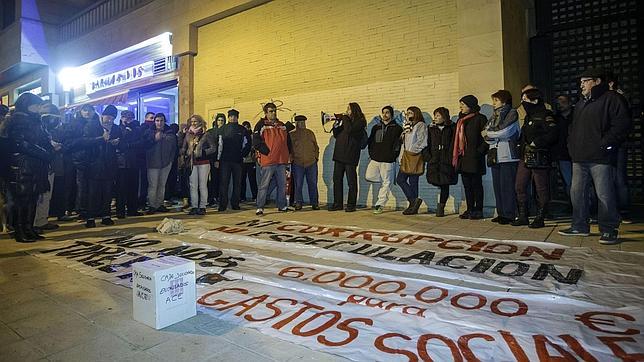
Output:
[141, 86, 178, 124]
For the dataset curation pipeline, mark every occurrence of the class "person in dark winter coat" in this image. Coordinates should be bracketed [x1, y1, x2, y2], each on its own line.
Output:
[365, 106, 403, 214]
[559, 67, 631, 244]
[115, 110, 145, 218]
[82, 105, 121, 228]
[330, 102, 367, 212]
[425, 107, 457, 217]
[240, 121, 258, 202]
[552, 95, 574, 199]
[68, 104, 100, 220]
[3, 93, 52, 242]
[483, 90, 520, 224]
[207, 114, 226, 206]
[452, 95, 488, 219]
[512, 88, 558, 229]
[144, 113, 177, 214]
[217, 109, 251, 211]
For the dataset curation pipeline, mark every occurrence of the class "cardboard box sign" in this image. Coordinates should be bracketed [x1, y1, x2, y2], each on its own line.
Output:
[132, 256, 196, 329]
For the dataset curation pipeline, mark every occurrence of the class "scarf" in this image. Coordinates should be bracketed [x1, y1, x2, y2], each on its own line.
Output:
[188, 125, 203, 135]
[452, 112, 477, 167]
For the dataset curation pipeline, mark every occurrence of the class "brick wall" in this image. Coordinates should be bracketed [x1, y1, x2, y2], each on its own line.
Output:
[194, 0, 464, 211]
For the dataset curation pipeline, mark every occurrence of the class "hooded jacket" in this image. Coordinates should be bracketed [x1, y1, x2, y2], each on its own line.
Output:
[568, 83, 631, 164]
[367, 120, 403, 163]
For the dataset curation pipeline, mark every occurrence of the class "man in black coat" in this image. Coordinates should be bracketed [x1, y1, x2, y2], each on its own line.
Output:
[216, 109, 251, 211]
[559, 67, 631, 244]
[115, 110, 145, 218]
[83, 105, 121, 228]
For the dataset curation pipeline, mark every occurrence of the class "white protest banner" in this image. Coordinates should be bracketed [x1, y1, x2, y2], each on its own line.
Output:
[31, 218, 644, 361]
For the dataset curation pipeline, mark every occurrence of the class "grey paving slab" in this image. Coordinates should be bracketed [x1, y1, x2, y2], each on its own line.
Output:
[0, 339, 47, 361]
[46, 332, 140, 362]
[144, 333, 235, 362]
[0, 321, 22, 346]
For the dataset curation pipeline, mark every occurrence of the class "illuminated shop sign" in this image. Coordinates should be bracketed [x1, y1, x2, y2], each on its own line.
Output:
[85, 61, 154, 94]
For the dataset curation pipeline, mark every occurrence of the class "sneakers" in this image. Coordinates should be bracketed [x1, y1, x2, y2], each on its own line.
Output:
[373, 205, 383, 214]
[278, 207, 289, 212]
[599, 230, 620, 245]
[197, 208, 206, 215]
[312, 204, 320, 210]
[256, 208, 264, 216]
[188, 208, 198, 215]
[294, 203, 302, 211]
[558, 228, 590, 237]
[156, 205, 170, 213]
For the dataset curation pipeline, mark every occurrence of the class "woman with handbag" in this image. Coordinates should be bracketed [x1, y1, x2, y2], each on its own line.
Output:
[512, 88, 559, 228]
[180, 115, 217, 215]
[425, 107, 457, 217]
[453, 95, 489, 220]
[397, 106, 427, 215]
[483, 90, 520, 224]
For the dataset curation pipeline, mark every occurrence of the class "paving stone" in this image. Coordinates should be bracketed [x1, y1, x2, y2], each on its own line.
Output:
[47, 332, 140, 362]
[0, 339, 47, 361]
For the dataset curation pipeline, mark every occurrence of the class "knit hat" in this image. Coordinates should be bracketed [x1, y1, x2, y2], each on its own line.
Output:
[102, 105, 118, 119]
[459, 95, 480, 112]
[294, 115, 307, 122]
[227, 109, 239, 117]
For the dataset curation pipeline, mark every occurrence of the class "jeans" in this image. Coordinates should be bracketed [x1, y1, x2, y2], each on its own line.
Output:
[333, 161, 358, 207]
[34, 173, 55, 227]
[116, 168, 140, 215]
[491, 162, 518, 219]
[616, 146, 629, 214]
[461, 172, 483, 212]
[75, 169, 89, 217]
[241, 162, 258, 200]
[365, 160, 396, 206]
[219, 161, 242, 209]
[257, 164, 287, 209]
[292, 162, 319, 206]
[88, 178, 113, 219]
[396, 171, 419, 202]
[558, 160, 572, 198]
[515, 160, 549, 208]
[189, 164, 210, 209]
[147, 164, 172, 209]
[571, 162, 619, 233]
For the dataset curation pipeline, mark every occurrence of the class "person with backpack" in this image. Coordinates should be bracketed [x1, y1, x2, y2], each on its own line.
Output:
[329, 102, 367, 212]
[425, 107, 457, 217]
[397, 106, 427, 215]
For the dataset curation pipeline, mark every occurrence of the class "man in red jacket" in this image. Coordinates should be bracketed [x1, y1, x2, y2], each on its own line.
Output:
[252, 103, 292, 215]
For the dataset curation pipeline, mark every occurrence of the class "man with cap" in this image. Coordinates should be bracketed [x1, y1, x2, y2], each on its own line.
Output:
[559, 67, 631, 244]
[289, 115, 320, 210]
[115, 110, 145, 218]
[82, 105, 121, 228]
[216, 109, 251, 211]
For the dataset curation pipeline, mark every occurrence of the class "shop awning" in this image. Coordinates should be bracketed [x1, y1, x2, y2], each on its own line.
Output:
[61, 91, 129, 110]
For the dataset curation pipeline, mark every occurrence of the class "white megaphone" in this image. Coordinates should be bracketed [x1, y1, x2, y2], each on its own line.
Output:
[321, 111, 344, 133]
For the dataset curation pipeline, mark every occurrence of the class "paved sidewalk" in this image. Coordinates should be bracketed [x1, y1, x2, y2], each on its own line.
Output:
[1, 204, 642, 361]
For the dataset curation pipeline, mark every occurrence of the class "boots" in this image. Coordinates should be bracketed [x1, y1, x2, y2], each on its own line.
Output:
[436, 203, 446, 217]
[403, 198, 422, 215]
[529, 206, 546, 228]
[511, 203, 529, 226]
[25, 203, 44, 240]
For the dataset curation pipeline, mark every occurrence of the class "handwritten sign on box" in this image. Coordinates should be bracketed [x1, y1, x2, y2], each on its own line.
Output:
[132, 256, 196, 329]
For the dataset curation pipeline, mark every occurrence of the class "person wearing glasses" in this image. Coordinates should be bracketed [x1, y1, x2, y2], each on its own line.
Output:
[559, 67, 631, 244]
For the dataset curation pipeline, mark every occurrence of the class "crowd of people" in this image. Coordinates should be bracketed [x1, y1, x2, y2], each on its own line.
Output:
[0, 67, 632, 245]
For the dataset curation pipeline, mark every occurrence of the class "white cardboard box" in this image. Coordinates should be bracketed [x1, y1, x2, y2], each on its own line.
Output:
[132, 256, 196, 329]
